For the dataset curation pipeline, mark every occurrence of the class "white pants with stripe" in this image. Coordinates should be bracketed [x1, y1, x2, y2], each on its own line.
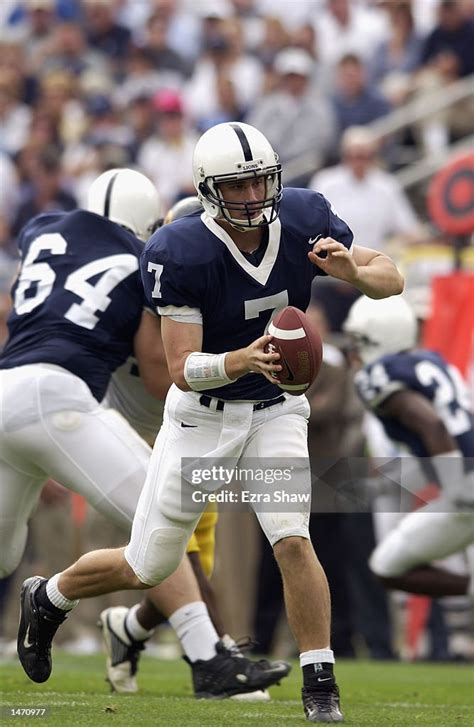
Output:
[0, 364, 151, 577]
[370, 500, 474, 577]
[125, 384, 312, 586]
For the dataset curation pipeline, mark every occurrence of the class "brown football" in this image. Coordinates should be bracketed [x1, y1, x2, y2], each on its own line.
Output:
[266, 306, 323, 395]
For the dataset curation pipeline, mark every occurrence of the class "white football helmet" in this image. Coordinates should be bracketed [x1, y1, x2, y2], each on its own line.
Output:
[86, 168, 162, 241]
[164, 195, 202, 225]
[192, 122, 282, 230]
[344, 296, 417, 364]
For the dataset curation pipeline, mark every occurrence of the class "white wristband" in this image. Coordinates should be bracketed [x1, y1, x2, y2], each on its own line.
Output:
[184, 352, 235, 391]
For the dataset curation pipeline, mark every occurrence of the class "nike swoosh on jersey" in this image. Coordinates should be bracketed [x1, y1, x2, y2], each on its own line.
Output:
[317, 676, 333, 682]
[308, 234, 322, 246]
[181, 422, 198, 428]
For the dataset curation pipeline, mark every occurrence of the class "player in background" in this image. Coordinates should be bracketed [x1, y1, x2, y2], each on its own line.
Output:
[18, 122, 404, 723]
[344, 295, 474, 598]
[0, 167, 165, 576]
[102, 196, 275, 700]
[1, 170, 287, 699]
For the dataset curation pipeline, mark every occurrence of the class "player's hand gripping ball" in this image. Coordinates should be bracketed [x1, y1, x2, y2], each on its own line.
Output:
[265, 306, 322, 395]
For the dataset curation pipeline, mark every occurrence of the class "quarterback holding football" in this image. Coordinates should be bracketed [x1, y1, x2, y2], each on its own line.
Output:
[17, 122, 404, 723]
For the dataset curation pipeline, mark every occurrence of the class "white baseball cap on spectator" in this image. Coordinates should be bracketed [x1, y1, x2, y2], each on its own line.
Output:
[274, 48, 314, 77]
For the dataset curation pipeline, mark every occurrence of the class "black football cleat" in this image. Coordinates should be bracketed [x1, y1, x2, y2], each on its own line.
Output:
[302, 673, 344, 723]
[17, 576, 67, 683]
[186, 638, 291, 699]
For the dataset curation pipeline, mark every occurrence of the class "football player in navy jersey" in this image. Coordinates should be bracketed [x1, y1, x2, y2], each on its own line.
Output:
[8, 178, 291, 699]
[344, 295, 474, 598]
[18, 123, 404, 723]
[101, 197, 281, 701]
[0, 167, 166, 571]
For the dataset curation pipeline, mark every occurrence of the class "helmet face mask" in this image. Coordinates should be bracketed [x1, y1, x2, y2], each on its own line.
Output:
[345, 330, 386, 366]
[200, 168, 282, 230]
[193, 122, 282, 231]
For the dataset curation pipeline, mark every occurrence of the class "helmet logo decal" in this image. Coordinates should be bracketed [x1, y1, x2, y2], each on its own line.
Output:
[238, 161, 261, 171]
[103, 172, 119, 219]
[230, 123, 253, 161]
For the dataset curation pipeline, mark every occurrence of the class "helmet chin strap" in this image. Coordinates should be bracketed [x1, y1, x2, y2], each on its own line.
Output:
[222, 211, 267, 232]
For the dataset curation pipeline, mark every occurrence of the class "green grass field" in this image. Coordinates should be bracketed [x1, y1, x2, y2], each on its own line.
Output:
[1, 654, 473, 726]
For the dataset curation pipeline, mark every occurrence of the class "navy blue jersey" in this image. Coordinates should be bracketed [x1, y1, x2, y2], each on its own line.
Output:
[142, 187, 353, 401]
[0, 210, 145, 401]
[355, 349, 474, 459]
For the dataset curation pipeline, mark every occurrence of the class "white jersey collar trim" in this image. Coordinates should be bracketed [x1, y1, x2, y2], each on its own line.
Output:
[201, 211, 281, 286]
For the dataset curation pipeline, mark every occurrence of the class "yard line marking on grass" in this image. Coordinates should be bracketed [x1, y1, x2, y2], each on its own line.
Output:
[240, 713, 302, 720]
[375, 702, 474, 709]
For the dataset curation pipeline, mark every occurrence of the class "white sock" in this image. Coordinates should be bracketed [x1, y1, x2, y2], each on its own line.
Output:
[125, 604, 155, 642]
[168, 601, 218, 662]
[46, 573, 79, 611]
[300, 648, 335, 668]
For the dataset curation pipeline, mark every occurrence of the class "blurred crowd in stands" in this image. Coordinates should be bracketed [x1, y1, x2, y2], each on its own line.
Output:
[1, 0, 473, 661]
[1, 0, 473, 272]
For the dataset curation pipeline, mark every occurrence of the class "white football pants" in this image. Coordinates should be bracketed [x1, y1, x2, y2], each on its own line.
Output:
[125, 384, 312, 585]
[370, 499, 474, 578]
[0, 364, 151, 577]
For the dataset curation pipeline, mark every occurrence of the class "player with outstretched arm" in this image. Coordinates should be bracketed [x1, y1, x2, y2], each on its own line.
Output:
[1, 170, 287, 700]
[17, 122, 404, 723]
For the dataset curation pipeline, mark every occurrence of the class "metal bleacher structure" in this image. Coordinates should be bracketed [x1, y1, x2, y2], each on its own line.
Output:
[284, 72, 474, 217]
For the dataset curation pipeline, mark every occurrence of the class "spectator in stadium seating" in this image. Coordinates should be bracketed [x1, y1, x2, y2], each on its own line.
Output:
[291, 22, 319, 61]
[83, 0, 131, 73]
[35, 21, 105, 80]
[144, 0, 202, 64]
[312, 0, 388, 70]
[137, 89, 197, 210]
[257, 0, 315, 32]
[81, 93, 133, 150]
[308, 124, 421, 332]
[125, 93, 158, 162]
[143, 8, 193, 79]
[0, 37, 38, 107]
[331, 54, 392, 139]
[184, 16, 263, 132]
[112, 44, 164, 109]
[369, 1, 423, 95]
[411, 48, 474, 155]
[0, 68, 31, 157]
[252, 14, 290, 71]
[12, 0, 59, 64]
[418, 0, 474, 78]
[247, 48, 336, 169]
[34, 70, 86, 147]
[12, 146, 77, 237]
[310, 126, 421, 253]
